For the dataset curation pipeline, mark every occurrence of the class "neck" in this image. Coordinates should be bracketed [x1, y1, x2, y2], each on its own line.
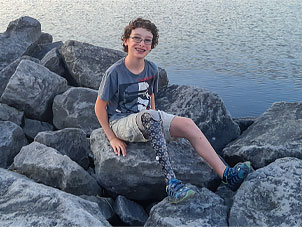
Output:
[124, 55, 145, 75]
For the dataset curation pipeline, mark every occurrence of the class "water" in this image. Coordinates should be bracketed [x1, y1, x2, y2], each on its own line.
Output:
[1, 0, 301, 117]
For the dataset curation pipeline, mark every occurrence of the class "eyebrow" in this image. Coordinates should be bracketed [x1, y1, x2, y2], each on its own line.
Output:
[132, 33, 153, 39]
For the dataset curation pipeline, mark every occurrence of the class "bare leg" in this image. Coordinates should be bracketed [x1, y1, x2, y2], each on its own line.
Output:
[169, 116, 226, 178]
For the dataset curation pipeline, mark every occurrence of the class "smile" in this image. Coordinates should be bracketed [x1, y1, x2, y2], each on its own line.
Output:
[135, 48, 146, 53]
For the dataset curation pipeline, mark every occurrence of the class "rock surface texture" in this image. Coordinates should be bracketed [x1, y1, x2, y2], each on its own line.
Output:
[0, 56, 40, 97]
[35, 128, 91, 169]
[0, 168, 110, 226]
[0, 121, 28, 168]
[223, 102, 302, 168]
[229, 157, 302, 226]
[0, 103, 24, 126]
[90, 128, 218, 200]
[156, 85, 240, 153]
[0, 60, 68, 121]
[53, 87, 99, 134]
[145, 186, 228, 227]
[60, 40, 125, 89]
[10, 142, 102, 196]
[0, 16, 43, 71]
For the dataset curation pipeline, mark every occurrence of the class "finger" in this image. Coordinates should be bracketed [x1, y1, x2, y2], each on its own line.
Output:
[116, 146, 121, 156]
[112, 146, 118, 155]
[121, 146, 126, 157]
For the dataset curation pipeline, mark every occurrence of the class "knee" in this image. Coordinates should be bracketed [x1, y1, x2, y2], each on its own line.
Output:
[141, 110, 161, 123]
[183, 118, 196, 128]
[179, 118, 200, 138]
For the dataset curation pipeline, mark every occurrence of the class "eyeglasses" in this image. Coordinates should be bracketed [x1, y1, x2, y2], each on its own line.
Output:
[130, 36, 152, 45]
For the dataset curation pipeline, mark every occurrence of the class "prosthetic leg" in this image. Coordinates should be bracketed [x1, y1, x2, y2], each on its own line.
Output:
[137, 110, 176, 184]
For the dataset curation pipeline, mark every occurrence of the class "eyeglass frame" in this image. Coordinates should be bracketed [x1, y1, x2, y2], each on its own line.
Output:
[129, 36, 153, 45]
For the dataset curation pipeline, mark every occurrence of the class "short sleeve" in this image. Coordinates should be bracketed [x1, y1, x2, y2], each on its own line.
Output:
[98, 70, 118, 101]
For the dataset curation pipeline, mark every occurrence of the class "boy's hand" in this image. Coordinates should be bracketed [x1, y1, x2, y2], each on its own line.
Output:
[110, 137, 127, 157]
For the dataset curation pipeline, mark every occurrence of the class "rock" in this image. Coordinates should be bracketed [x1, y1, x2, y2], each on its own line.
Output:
[229, 157, 302, 226]
[90, 128, 218, 201]
[0, 56, 40, 97]
[41, 45, 69, 78]
[80, 195, 115, 220]
[0, 121, 28, 168]
[23, 32, 53, 58]
[60, 40, 125, 89]
[0, 103, 24, 125]
[158, 67, 169, 88]
[0, 168, 110, 226]
[35, 128, 90, 169]
[10, 142, 102, 196]
[23, 118, 54, 141]
[114, 195, 148, 226]
[0, 59, 68, 121]
[0, 16, 42, 71]
[145, 186, 228, 226]
[156, 85, 240, 154]
[233, 116, 256, 134]
[26, 40, 63, 60]
[215, 184, 235, 209]
[53, 87, 99, 135]
[222, 102, 302, 169]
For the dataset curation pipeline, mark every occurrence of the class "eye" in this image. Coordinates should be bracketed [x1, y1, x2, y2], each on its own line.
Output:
[133, 36, 142, 42]
[144, 39, 152, 44]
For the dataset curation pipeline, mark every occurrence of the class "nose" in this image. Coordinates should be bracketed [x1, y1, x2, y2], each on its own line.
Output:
[138, 40, 145, 46]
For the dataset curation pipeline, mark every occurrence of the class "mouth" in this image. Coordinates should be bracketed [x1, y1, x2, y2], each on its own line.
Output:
[135, 48, 146, 53]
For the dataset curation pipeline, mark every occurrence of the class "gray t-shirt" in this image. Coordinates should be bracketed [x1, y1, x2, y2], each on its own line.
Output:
[98, 58, 159, 122]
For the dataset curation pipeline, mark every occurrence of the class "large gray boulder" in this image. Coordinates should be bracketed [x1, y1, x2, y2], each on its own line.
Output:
[222, 102, 302, 168]
[23, 118, 54, 141]
[0, 121, 28, 168]
[80, 195, 115, 221]
[145, 186, 228, 226]
[41, 45, 69, 78]
[0, 16, 43, 71]
[156, 85, 240, 153]
[0, 103, 24, 126]
[114, 195, 148, 226]
[0, 56, 40, 97]
[0, 59, 68, 121]
[26, 40, 63, 60]
[60, 40, 125, 89]
[90, 128, 218, 200]
[35, 128, 90, 169]
[229, 157, 302, 226]
[10, 142, 102, 196]
[0, 168, 110, 226]
[53, 87, 99, 134]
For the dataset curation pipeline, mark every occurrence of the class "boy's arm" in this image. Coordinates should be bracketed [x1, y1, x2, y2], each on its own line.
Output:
[151, 93, 156, 110]
[95, 96, 127, 156]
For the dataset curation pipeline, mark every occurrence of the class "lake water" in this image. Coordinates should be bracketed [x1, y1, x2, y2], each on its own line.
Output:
[1, 0, 301, 117]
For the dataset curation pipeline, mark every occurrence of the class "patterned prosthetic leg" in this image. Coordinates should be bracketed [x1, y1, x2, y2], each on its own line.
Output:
[140, 112, 176, 184]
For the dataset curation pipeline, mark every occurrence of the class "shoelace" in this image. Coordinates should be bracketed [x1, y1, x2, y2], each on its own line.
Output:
[225, 165, 247, 186]
[167, 180, 187, 198]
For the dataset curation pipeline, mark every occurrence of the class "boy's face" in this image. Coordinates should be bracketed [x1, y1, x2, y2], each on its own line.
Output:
[124, 28, 153, 59]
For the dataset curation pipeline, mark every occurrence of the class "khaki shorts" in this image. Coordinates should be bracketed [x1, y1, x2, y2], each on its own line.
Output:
[110, 110, 176, 142]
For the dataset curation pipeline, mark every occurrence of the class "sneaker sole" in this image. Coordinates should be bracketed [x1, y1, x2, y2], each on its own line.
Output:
[169, 190, 196, 204]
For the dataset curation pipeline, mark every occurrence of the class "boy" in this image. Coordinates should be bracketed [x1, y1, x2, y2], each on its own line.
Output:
[95, 18, 251, 203]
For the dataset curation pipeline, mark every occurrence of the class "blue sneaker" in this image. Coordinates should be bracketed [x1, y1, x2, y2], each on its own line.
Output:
[222, 161, 251, 191]
[166, 179, 196, 204]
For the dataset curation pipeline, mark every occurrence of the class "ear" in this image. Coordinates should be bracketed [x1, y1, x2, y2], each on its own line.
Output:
[123, 38, 128, 48]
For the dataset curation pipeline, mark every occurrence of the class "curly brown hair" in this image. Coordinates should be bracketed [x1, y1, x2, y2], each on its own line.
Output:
[121, 18, 159, 52]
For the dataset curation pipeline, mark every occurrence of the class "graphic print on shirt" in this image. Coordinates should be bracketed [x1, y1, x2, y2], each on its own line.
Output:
[118, 76, 154, 113]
